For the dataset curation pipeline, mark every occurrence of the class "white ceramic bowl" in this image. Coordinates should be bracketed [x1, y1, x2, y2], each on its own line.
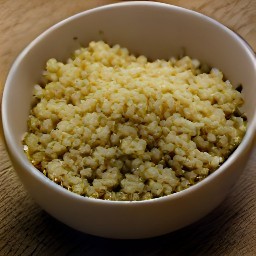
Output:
[2, 1, 256, 239]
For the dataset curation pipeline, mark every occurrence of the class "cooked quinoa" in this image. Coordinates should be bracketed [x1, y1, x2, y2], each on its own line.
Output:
[23, 41, 246, 201]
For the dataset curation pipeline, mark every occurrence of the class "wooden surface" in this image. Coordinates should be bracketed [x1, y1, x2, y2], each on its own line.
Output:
[0, 0, 256, 255]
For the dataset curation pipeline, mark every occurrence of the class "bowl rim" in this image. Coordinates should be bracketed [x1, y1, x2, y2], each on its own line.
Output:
[2, 0, 256, 206]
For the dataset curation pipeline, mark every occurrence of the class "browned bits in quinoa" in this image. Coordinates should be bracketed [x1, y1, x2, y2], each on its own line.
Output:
[23, 41, 246, 201]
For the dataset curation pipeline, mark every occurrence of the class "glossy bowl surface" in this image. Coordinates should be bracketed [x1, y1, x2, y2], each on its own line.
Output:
[2, 1, 256, 239]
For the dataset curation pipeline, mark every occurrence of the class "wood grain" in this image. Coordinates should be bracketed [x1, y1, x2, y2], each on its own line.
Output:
[0, 0, 256, 255]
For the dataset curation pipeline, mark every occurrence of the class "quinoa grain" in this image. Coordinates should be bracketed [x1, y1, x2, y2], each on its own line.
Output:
[23, 41, 246, 201]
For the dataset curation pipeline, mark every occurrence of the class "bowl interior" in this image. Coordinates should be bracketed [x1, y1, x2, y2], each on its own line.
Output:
[3, 1, 256, 184]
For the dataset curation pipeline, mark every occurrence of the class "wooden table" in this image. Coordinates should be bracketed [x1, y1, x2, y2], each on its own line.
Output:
[1, 1, 256, 255]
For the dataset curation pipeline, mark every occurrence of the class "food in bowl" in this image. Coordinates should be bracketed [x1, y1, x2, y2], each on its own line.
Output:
[23, 41, 246, 201]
